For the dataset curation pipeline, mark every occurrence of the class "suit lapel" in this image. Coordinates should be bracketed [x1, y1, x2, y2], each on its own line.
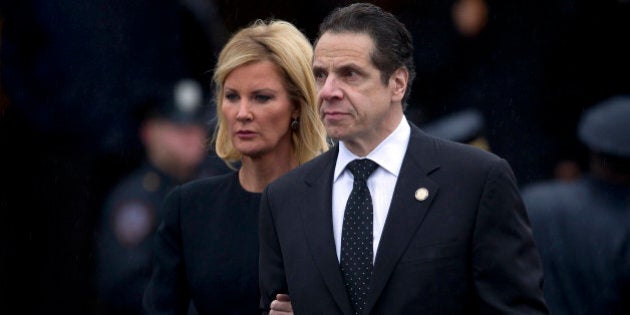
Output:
[364, 127, 441, 314]
[300, 147, 355, 315]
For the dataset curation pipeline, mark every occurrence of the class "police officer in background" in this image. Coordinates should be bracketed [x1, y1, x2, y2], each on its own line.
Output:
[93, 78, 230, 314]
[522, 95, 630, 315]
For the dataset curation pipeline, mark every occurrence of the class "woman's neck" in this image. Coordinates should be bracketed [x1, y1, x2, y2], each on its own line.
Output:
[238, 153, 298, 193]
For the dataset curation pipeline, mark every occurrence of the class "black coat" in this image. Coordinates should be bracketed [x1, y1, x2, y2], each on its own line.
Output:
[260, 123, 548, 314]
[143, 172, 262, 315]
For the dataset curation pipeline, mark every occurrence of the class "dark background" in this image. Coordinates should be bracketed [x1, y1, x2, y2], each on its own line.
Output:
[1, 0, 629, 313]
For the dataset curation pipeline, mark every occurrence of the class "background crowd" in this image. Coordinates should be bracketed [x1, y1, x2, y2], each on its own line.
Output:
[1, 0, 629, 314]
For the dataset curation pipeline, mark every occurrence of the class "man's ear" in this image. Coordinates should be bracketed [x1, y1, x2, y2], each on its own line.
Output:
[390, 67, 409, 103]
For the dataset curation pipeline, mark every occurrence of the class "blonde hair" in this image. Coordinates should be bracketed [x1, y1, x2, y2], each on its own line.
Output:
[212, 19, 329, 167]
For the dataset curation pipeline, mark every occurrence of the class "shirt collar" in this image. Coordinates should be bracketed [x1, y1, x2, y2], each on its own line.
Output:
[334, 115, 411, 181]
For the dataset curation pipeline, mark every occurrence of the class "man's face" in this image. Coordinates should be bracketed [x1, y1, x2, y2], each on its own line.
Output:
[313, 32, 406, 155]
[144, 119, 207, 178]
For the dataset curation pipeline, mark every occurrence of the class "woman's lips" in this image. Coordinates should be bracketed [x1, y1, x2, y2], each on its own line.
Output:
[236, 130, 256, 139]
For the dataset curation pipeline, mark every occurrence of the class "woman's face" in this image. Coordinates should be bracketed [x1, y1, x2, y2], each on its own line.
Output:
[222, 60, 298, 159]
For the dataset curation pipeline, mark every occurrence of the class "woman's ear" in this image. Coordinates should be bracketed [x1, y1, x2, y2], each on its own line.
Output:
[291, 103, 301, 120]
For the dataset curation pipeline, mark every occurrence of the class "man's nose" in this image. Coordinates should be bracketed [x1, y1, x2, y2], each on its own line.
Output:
[319, 75, 343, 101]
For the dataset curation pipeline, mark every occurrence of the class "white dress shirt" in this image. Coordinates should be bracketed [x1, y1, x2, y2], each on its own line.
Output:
[332, 116, 411, 262]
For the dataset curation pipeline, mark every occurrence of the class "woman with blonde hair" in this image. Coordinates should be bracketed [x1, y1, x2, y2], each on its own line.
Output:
[143, 19, 328, 314]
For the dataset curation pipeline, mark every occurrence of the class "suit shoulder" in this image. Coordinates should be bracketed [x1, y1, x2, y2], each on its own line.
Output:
[441, 136, 500, 162]
[420, 132, 504, 171]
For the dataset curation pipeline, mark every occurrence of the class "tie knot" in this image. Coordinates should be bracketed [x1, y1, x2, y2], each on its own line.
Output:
[347, 159, 378, 181]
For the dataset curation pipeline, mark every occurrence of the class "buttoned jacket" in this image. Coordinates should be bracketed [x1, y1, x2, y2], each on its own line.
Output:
[259, 123, 548, 314]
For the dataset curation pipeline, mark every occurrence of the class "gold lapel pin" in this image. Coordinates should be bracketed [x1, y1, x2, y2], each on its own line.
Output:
[415, 187, 429, 201]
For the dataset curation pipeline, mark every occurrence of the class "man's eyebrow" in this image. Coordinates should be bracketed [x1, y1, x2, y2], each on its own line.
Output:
[337, 61, 361, 69]
[314, 62, 361, 71]
[312, 64, 327, 75]
[336, 63, 361, 71]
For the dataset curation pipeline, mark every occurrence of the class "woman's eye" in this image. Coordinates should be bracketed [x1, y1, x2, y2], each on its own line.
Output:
[254, 94, 272, 103]
[224, 93, 239, 102]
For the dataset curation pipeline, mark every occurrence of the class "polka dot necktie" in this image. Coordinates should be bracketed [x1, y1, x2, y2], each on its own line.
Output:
[341, 159, 378, 315]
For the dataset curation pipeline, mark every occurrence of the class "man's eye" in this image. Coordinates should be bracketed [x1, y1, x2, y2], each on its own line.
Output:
[314, 71, 327, 81]
[344, 69, 358, 78]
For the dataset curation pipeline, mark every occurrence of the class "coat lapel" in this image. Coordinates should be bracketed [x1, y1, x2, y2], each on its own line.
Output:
[299, 147, 355, 315]
[364, 127, 441, 314]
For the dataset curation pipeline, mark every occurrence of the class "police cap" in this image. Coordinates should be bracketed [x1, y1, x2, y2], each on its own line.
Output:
[422, 109, 485, 144]
[141, 78, 209, 125]
[578, 95, 630, 158]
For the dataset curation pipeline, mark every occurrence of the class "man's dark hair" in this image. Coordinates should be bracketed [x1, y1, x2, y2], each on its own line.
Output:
[316, 2, 416, 109]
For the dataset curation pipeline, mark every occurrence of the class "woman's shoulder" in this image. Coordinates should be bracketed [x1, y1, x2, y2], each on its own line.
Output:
[179, 171, 239, 196]
[161, 171, 246, 219]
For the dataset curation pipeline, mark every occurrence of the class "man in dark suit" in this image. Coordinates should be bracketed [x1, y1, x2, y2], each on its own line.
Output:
[259, 3, 548, 314]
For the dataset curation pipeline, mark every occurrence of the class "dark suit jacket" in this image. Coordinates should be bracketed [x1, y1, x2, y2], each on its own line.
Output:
[259, 124, 548, 314]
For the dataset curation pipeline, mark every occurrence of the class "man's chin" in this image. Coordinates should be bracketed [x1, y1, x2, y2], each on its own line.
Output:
[324, 129, 345, 142]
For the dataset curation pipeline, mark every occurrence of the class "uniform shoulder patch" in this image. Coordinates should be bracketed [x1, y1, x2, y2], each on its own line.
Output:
[111, 200, 156, 248]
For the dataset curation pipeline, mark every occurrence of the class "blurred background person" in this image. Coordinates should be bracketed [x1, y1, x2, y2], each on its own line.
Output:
[0, 0, 227, 312]
[93, 78, 230, 314]
[522, 96, 630, 315]
[142, 19, 329, 314]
